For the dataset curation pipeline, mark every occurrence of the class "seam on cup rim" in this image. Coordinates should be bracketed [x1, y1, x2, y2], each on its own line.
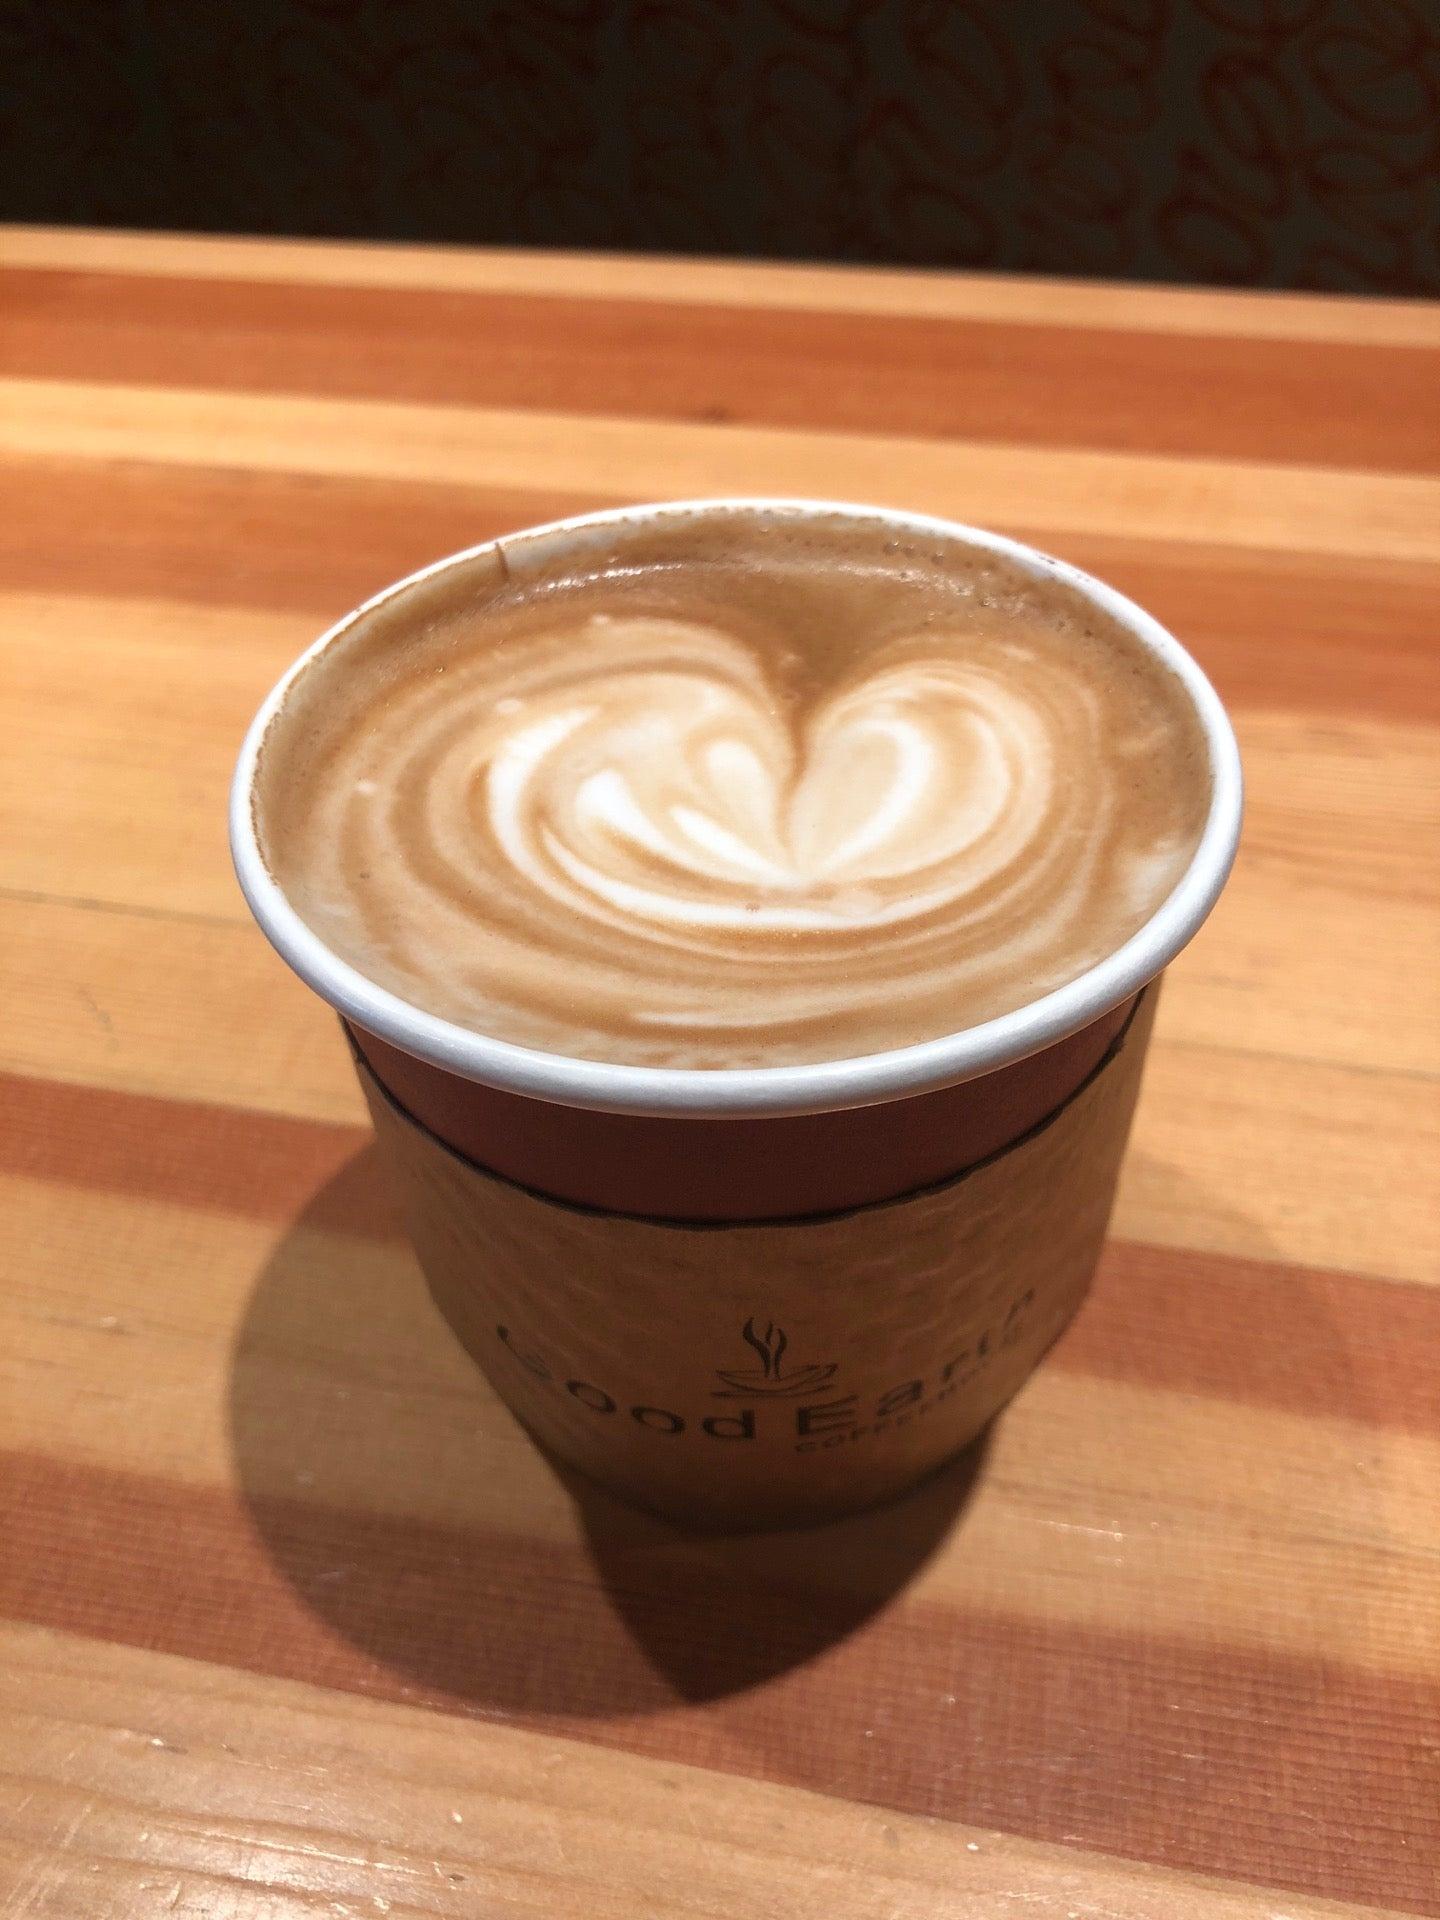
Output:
[230, 498, 1243, 1118]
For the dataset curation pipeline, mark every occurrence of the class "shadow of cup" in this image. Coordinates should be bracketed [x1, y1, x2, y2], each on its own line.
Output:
[228, 1145, 990, 1718]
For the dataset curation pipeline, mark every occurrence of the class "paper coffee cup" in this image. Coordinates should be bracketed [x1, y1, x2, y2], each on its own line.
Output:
[232, 501, 1242, 1529]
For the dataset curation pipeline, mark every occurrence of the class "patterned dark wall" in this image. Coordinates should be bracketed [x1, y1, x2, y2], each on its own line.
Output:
[4, 0, 1437, 292]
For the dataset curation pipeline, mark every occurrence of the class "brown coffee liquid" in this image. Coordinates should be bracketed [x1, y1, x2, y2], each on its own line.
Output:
[255, 507, 1210, 1067]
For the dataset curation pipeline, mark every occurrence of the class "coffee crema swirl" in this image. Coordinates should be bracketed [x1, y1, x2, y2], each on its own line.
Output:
[258, 513, 1209, 1066]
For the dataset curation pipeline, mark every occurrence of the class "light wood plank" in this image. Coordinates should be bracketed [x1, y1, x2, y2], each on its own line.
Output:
[0, 896, 364, 1126]
[1121, 1038, 1439, 1285]
[0, 593, 313, 920]
[2, 1622, 1404, 1920]
[1164, 711, 1440, 1079]
[4, 222, 1437, 348]
[3, 378, 1438, 561]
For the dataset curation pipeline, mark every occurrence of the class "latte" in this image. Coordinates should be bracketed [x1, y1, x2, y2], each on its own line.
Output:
[254, 507, 1209, 1067]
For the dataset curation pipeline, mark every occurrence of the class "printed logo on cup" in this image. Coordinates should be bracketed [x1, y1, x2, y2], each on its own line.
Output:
[492, 1300, 1037, 1455]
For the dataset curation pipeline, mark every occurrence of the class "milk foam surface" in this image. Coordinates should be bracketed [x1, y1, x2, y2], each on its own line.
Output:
[256, 509, 1209, 1066]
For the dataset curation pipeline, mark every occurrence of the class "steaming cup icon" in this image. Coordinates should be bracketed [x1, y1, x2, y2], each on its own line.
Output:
[712, 1317, 839, 1398]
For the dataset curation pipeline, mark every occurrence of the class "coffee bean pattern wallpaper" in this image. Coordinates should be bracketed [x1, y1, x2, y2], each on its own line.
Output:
[5, 0, 1437, 291]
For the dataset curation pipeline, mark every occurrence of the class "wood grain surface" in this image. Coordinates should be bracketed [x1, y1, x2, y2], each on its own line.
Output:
[1, 226, 1437, 1917]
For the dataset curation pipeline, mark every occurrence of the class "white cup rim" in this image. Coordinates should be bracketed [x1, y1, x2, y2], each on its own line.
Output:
[231, 498, 1242, 1118]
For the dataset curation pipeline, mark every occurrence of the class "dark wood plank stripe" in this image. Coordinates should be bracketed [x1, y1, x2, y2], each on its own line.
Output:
[3, 268, 1437, 474]
[1009, 528, 1440, 730]
[2, 1451, 1434, 1912]
[6, 1070, 1438, 1434]
[0, 454, 605, 621]
[1063, 1239, 1439, 1434]
[2, 455, 1437, 726]
[0, 1069, 375, 1234]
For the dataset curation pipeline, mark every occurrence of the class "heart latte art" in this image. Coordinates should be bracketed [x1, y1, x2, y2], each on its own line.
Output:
[259, 513, 1208, 1065]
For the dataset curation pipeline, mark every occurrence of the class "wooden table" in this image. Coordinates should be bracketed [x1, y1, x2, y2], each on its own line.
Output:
[1, 227, 1437, 1918]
